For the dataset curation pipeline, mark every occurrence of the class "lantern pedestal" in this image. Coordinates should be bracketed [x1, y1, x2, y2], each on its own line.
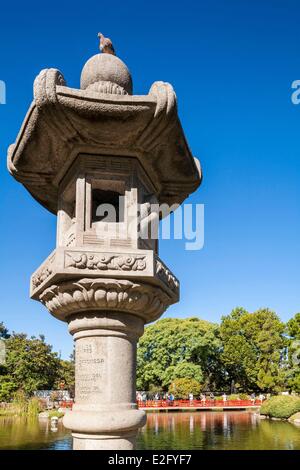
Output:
[64, 311, 145, 450]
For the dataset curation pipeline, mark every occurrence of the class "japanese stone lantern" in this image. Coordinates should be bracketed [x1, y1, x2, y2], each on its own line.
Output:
[7, 34, 202, 450]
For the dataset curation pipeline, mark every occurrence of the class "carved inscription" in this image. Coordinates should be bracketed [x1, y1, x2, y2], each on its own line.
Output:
[75, 337, 106, 403]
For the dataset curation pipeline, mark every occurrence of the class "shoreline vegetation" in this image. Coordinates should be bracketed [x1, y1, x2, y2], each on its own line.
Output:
[0, 397, 65, 420]
[0, 391, 63, 420]
[260, 395, 300, 422]
[0, 393, 41, 418]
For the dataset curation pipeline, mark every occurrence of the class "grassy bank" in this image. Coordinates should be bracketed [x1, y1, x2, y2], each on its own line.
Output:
[260, 395, 300, 420]
[0, 396, 41, 418]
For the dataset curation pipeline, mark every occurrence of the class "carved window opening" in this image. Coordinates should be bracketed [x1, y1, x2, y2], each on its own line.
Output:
[92, 189, 124, 223]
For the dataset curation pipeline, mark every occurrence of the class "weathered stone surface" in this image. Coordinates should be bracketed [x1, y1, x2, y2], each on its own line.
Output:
[81, 53, 133, 94]
[7, 67, 202, 215]
[39, 277, 175, 323]
[8, 39, 201, 450]
[31, 248, 179, 305]
[63, 312, 146, 450]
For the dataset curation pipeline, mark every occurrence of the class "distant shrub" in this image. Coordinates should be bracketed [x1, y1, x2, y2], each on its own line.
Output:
[260, 395, 300, 419]
[227, 393, 250, 400]
[239, 393, 249, 400]
[228, 394, 240, 400]
[168, 378, 201, 399]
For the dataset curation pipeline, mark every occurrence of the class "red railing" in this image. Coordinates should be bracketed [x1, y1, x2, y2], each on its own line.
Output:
[58, 399, 263, 410]
[137, 399, 263, 408]
[59, 400, 73, 409]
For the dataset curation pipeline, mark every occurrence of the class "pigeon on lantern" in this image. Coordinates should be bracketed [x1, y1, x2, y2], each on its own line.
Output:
[98, 32, 116, 55]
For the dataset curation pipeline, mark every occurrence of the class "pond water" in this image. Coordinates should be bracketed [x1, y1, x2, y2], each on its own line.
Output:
[0, 411, 299, 450]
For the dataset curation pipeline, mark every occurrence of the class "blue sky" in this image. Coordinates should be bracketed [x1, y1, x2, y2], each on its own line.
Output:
[1, 0, 300, 358]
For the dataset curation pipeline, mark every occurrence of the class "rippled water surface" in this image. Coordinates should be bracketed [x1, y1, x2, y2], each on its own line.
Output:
[0, 411, 300, 450]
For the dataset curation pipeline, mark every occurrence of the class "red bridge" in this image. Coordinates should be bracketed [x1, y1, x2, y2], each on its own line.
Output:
[137, 399, 262, 411]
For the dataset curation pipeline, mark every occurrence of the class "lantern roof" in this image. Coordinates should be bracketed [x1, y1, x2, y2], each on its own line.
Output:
[8, 47, 202, 214]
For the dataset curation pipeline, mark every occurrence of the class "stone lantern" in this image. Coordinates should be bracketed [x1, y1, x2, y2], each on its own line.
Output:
[7, 34, 202, 450]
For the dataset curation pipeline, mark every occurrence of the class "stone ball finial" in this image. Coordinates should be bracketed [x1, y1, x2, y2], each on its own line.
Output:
[80, 53, 133, 95]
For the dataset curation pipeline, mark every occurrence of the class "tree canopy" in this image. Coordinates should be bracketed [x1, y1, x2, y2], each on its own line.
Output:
[0, 329, 74, 401]
[219, 307, 286, 392]
[137, 317, 222, 391]
[137, 308, 293, 394]
[286, 312, 300, 392]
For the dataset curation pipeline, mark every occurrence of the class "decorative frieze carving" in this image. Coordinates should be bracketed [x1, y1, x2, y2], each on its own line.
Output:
[39, 278, 171, 322]
[65, 253, 146, 272]
[32, 256, 54, 289]
[156, 259, 179, 294]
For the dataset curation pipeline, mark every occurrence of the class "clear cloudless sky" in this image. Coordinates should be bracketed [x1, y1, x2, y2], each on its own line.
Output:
[1, 0, 300, 358]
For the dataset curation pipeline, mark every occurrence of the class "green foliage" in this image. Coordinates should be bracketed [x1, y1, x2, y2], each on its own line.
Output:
[0, 391, 42, 417]
[260, 395, 300, 419]
[12, 390, 28, 415]
[48, 410, 64, 419]
[228, 394, 241, 400]
[137, 310, 293, 394]
[286, 313, 300, 393]
[0, 376, 17, 401]
[148, 384, 162, 394]
[137, 318, 222, 391]
[0, 323, 75, 401]
[287, 313, 300, 338]
[0, 322, 9, 339]
[288, 374, 300, 394]
[162, 362, 203, 388]
[220, 307, 286, 392]
[1, 305, 300, 405]
[26, 397, 42, 417]
[238, 393, 250, 400]
[54, 360, 75, 396]
[169, 378, 201, 398]
[2, 333, 60, 395]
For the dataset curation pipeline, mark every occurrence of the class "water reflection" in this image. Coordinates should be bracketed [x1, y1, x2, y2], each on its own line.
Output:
[138, 411, 300, 450]
[0, 416, 69, 450]
[0, 411, 299, 450]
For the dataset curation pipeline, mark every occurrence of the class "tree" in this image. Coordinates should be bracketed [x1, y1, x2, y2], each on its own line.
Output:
[219, 307, 286, 393]
[286, 313, 300, 392]
[1, 333, 61, 397]
[162, 362, 203, 388]
[287, 313, 300, 338]
[0, 322, 10, 339]
[0, 376, 16, 402]
[54, 359, 75, 397]
[137, 317, 222, 391]
[0, 324, 74, 401]
[169, 378, 201, 399]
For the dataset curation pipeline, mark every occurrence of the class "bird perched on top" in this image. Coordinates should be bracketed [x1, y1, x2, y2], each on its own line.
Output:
[98, 32, 116, 55]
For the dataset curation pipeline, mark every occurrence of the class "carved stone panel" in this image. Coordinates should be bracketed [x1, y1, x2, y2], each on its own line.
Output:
[65, 252, 147, 272]
[75, 337, 107, 404]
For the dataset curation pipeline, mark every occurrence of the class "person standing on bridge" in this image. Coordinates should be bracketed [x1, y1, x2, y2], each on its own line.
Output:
[259, 394, 265, 403]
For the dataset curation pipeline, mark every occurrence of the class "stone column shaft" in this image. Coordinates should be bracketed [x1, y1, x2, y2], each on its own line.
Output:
[64, 312, 146, 450]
